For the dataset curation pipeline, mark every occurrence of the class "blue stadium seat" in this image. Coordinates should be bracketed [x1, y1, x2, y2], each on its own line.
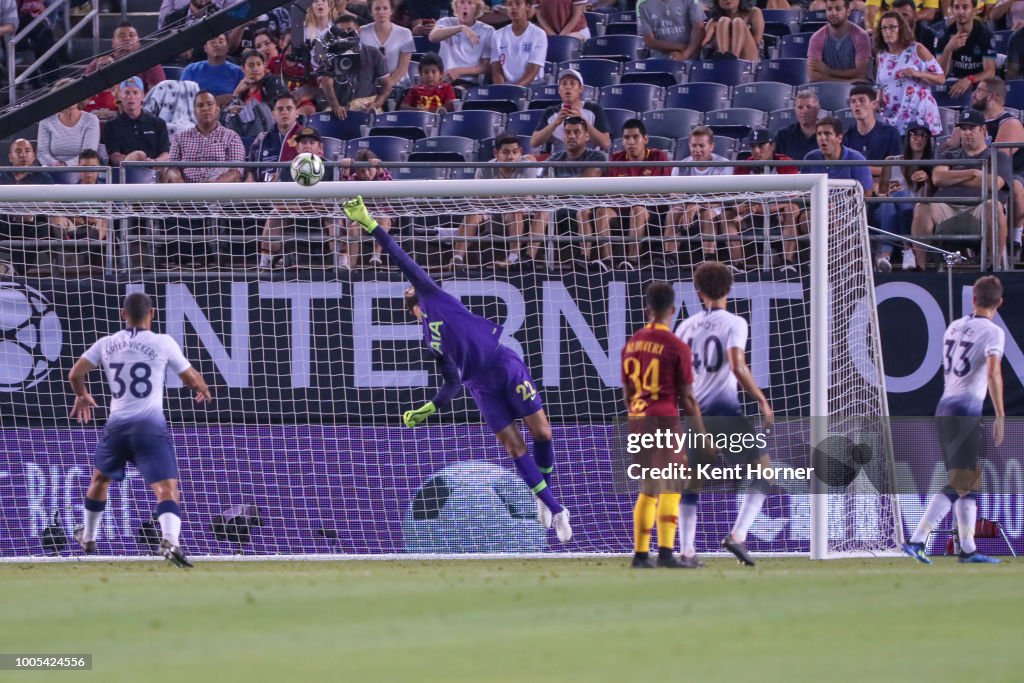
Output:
[394, 165, 447, 180]
[368, 111, 437, 141]
[932, 81, 971, 108]
[1005, 80, 1024, 109]
[583, 35, 645, 61]
[688, 59, 752, 86]
[640, 108, 703, 138]
[449, 166, 479, 180]
[705, 108, 766, 139]
[621, 59, 686, 88]
[599, 83, 662, 112]
[413, 35, 432, 53]
[410, 135, 477, 162]
[731, 82, 793, 112]
[799, 81, 852, 113]
[603, 107, 640, 137]
[584, 11, 607, 36]
[463, 84, 529, 114]
[478, 135, 533, 160]
[762, 21, 794, 38]
[832, 108, 857, 132]
[994, 30, 1013, 55]
[665, 82, 731, 112]
[321, 136, 343, 162]
[547, 35, 582, 63]
[761, 8, 802, 30]
[506, 109, 548, 137]
[343, 136, 411, 161]
[438, 110, 506, 140]
[767, 108, 797, 133]
[560, 59, 621, 88]
[306, 111, 369, 141]
[124, 166, 158, 184]
[780, 32, 813, 59]
[937, 106, 957, 135]
[757, 58, 809, 86]
[607, 10, 637, 23]
[604, 22, 638, 35]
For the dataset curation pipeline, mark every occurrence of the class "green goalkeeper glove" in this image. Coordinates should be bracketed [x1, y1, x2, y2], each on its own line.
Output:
[403, 401, 436, 428]
[343, 195, 378, 233]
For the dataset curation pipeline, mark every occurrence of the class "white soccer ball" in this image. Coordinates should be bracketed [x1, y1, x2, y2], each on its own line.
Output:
[290, 152, 325, 187]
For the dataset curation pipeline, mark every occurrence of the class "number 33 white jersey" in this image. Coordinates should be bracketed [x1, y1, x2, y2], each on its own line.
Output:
[939, 315, 1004, 416]
[675, 308, 748, 414]
[82, 329, 191, 428]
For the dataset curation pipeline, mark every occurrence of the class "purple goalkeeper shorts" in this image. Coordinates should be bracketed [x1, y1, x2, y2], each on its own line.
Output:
[465, 345, 544, 432]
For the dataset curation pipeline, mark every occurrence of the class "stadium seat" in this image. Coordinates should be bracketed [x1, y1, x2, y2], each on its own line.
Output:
[598, 83, 662, 112]
[409, 135, 477, 162]
[761, 8, 802, 30]
[799, 81, 852, 113]
[757, 58, 809, 86]
[780, 33, 813, 59]
[731, 81, 793, 113]
[620, 59, 686, 88]
[368, 111, 437, 141]
[932, 81, 971, 109]
[306, 111, 370, 141]
[607, 9, 637, 23]
[448, 166, 479, 180]
[547, 35, 582, 63]
[603, 107, 640, 137]
[162, 65, 185, 80]
[832, 108, 857, 132]
[994, 30, 1013, 55]
[640, 108, 703, 138]
[124, 166, 157, 184]
[438, 110, 506, 140]
[321, 136, 343, 162]
[343, 136, 411, 162]
[478, 135, 533, 160]
[560, 59, 622, 88]
[506, 109, 548, 137]
[705, 108, 766, 139]
[583, 35, 644, 61]
[1005, 80, 1024, 110]
[937, 106, 957, 135]
[583, 11, 607, 36]
[604, 22, 638, 35]
[767, 108, 797, 133]
[463, 84, 529, 114]
[688, 59, 752, 86]
[762, 21, 794, 38]
[800, 20, 826, 33]
[530, 82, 598, 101]
[665, 82, 731, 112]
[413, 35, 432, 53]
[394, 165, 447, 180]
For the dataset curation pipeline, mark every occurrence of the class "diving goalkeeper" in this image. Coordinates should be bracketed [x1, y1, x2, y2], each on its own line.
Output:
[343, 196, 572, 543]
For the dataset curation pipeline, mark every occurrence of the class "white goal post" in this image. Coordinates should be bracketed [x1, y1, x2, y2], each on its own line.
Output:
[0, 174, 902, 560]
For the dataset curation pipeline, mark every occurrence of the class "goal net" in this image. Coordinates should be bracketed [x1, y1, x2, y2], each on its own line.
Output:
[0, 175, 901, 559]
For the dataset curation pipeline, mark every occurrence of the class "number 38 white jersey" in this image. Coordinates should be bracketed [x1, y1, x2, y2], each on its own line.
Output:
[674, 308, 748, 414]
[939, 314, 1004, 416]
[81, 329, 191, 428]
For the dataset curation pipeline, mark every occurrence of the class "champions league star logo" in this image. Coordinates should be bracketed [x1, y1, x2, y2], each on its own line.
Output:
[0, 282, 63, 392]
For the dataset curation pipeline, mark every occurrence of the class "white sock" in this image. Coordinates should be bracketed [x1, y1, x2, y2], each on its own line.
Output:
[731, 489, 767, 544]
[910, 493, 955, 544]
[680, 500, 697, 557]
[83, 509, 103, 542]
[258, 252, 274, 268]
[159, 512, 181, 546]
[955, 495, 977, 555]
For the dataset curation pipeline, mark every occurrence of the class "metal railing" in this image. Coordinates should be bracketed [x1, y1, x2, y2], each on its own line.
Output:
[6, 0, 99, 103]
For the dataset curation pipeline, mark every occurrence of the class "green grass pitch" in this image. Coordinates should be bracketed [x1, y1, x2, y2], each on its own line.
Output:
[2, 558, 1021, 682]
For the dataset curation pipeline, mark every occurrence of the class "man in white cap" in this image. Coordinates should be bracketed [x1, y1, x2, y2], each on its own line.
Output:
[531, 68, 611, 153]
[101, 77, 171, 168]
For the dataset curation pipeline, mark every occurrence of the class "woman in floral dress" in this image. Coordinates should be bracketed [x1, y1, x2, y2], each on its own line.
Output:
[875, 11, 945, 135]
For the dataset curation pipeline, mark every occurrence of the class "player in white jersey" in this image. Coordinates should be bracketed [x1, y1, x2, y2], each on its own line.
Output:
[67, 293, 211, 568]
[903, 276, 1005, 565]
[674, 262, 774, 566]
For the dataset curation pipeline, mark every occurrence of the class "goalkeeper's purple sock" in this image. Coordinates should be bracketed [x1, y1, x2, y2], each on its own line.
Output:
[533, 439, 554, 487]
[514, 454, 563, 514]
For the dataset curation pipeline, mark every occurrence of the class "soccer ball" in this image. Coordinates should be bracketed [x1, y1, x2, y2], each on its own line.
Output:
[402, 461, 547, 553]
[291, 152, 326, 187]
[0, 282, 63, 392]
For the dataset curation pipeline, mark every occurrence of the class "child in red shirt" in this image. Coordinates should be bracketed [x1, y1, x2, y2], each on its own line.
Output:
[400, 53, 457, 113]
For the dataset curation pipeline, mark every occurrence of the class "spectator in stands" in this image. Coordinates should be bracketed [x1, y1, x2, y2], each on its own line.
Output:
[361, 0, 416, 89]
[546, 116, 614, 270]
[453, 132, 543, 267]
[254, 28, 284, 75]
[164, 90, 245, 184]
[866, 0, 939, 29]
[102, 77, 171, 167]
[911, 109, 1010, 268]
[319, 16, 393, 118]
[637, 0, 706, 60]
[892, 0, 938, 53]
[279, 29, 322, 117]
[0, 139, 54, 276]
[987, 0, 1024, 32]
[400, 52, 457, 112]
[16, 0, 61, 84]
[491, 0, 548, 85]
[875, 12, 944, 135]
[339, 148, 394, 268]
[229, 7, 293, 58]
[223, 49, 289, 139]
[876, 124, 934, 271]
[808, 0, 872, 82]
[182, 34, 245, 105]
[85, 22, 167, 89]
[336, 0, 372, 25]
[0, 0, 15, 44]
[53, 149, 108, 244]
[82, 57, 119, 122]
[0, 139, 54, 185]
[36, 92, 101, 169]
[1003, 22, 1024, 79]
[735, 129, 799, 270]
[535, 0, 590, 41]
[844, 83, 903, 196]
[671, 126, 742, 271]
[305, 0, 340, 41]
[531, 68, 611, 152]
[165, 0, 218, 61]
[703, 0, 764, 62]
[775, 89, 822, 162]
[937, 0, 995, 97]
[158, 0, 193, 31]
[607, 118, 673, 267]
[248, 93, 303, 182]
[429, 0, 495, 86]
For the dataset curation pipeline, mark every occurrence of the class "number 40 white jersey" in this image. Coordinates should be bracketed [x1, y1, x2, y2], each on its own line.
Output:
[939, 314, 1004, 416]
[675, 308, 748, 414]
[81, 329, 191, 428]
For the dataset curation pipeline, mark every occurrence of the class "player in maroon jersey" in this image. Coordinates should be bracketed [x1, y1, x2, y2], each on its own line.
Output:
[622, 281, 706, 569]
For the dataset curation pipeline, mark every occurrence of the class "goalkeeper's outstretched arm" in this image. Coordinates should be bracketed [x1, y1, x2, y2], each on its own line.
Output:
[343, 196, 438, 294]
[404, 356, 463, 427]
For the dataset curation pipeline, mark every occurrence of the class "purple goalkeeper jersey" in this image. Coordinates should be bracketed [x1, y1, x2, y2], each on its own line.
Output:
[371, 227, 503, 404]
